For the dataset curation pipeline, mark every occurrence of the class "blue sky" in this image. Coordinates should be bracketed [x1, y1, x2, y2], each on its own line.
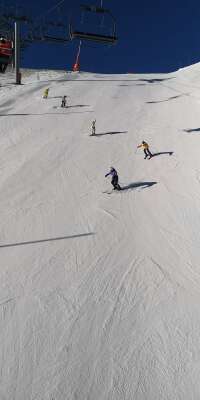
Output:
[6, 0, 200, 73]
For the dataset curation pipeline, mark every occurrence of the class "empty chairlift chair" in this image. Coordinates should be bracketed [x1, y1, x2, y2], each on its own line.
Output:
[69, 4, 118, 45]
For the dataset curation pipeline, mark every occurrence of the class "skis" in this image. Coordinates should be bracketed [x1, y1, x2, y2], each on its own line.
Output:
[102, 187, 121, 195]
[102, 190, 113, 195]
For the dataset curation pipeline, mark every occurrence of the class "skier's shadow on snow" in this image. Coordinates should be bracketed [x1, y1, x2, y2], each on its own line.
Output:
[151, 151, 173, 157]
[94, 131, 128, 136]
[121, 181, 157, 191]
[183, 128, 200, 133]
[66, 104, 90, 108]
[0, 232, 95, 249]
[52, 104, 90, 109]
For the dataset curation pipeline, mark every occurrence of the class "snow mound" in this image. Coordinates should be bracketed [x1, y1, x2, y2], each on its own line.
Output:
[1, 65, 200, 399]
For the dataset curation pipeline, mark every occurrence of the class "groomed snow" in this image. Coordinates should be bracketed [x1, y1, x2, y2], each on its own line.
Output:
[1, 64, 200, 399]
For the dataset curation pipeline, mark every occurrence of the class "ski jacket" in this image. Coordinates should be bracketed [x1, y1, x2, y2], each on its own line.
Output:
[105, 168, 118, 178]
[137, 142, 149, 150]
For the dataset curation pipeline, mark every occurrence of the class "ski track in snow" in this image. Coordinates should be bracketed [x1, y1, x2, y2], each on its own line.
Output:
[1, 67, 200, 399]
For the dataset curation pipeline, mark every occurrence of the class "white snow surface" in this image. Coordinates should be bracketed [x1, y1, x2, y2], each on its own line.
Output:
[1, 64, 200, 399]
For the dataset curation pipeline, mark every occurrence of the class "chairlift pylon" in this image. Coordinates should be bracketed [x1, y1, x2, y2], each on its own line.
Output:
[69, 3, 117, 45]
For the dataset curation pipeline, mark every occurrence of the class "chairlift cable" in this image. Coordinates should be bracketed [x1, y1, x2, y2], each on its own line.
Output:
[100, 0, 105, 28]
[34, 0, 66, 24]
[45, 0, 66, 16]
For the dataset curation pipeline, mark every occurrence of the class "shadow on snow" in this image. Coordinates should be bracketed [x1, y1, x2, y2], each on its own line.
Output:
[136, 77, 174, 84]
[66, 104, 90, 108]
[0, 232, 95, 249]
[0, 111, 93, 117]
[151, 151, 173, 157]
[67, 77, 175, 83]
[121, 181, 157, 191]
[93, 131, 128, 137]
[183, 128, 200, 133]
[119, 84, 146, 87]
[146, 95, 183, 104]
[52, 104, 90, 109]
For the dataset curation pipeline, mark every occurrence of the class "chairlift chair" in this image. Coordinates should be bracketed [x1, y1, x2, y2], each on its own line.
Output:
[69, 4, 117, 44]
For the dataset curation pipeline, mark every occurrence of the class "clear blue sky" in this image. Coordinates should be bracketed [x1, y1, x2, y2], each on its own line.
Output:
[10, 0, 200, 73]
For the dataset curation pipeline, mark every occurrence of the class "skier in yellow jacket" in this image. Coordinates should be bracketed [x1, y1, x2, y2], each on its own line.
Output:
[137, 141, 153, 159]
[43, 88, 49, 99]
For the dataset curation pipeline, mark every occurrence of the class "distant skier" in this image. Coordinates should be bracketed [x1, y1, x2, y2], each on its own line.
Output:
[61, 95, 67, 108]
[43, 88, 49, 99]
[105, 167, 121, 190]
[137, 140, 153, 159]
[91, 119, 96, 136]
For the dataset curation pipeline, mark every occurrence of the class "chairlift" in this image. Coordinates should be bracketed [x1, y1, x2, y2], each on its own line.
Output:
[0, 35, 13, 73]
[27, 18, 69, 44]
[34, 13, 69, 44]
[42, 35, 69, 43]
[69, 3, 117, 44]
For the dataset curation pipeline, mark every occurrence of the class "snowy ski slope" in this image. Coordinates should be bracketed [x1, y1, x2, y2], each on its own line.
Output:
[1, 64, 200, 399]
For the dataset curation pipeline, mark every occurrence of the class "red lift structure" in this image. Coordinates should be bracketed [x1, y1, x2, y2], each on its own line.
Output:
[0, 36, 13, 73]
[72, 40, 81, 71]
